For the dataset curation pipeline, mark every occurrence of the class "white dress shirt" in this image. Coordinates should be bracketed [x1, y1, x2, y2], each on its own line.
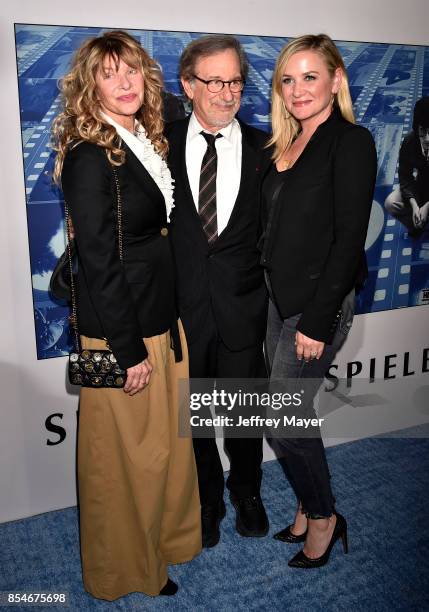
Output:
[101, 112, 175, 221]
[185, 113, 242, 235]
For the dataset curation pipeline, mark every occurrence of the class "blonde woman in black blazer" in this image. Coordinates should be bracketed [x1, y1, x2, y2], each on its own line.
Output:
[52, 31, 201, 600]
[261, 34, 377, 569]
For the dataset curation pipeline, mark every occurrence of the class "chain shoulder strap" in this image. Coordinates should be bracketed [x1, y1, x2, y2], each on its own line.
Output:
[64, 199, 80, 351]
[111, 164, 123, 263]
[65, 156, 124, 351]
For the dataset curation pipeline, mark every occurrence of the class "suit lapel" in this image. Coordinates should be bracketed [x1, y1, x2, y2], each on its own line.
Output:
[175, 120, 200, 221]
[169, 118, 209, 245]
[122, 142, 166, 211]
[216, 122, 259, 242]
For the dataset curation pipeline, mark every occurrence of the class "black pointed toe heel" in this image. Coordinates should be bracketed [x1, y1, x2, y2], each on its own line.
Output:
[273, 524, 307, 544]
[288, 512, 348, 569]
[159, 578, 178, 596]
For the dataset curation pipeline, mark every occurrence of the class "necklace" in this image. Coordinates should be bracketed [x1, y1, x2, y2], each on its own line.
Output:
[278, 131, 311, 171]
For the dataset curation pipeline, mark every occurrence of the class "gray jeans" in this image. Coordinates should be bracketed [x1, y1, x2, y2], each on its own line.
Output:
[265, 291, 354, 518]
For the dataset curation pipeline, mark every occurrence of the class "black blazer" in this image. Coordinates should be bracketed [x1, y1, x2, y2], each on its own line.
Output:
[61, 141, 175, 369]
[166, 117, 268, 351]
[261, 109, 377, 343]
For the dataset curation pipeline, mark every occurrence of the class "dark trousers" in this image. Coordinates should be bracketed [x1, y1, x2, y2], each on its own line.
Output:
[265, 297, 353, 518]
[187, 307, 266, 506]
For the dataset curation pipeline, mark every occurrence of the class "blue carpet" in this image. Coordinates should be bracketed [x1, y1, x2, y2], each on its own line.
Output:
[1, 432, 428, 611]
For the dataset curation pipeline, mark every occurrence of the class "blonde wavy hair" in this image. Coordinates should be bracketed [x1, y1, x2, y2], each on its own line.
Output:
[268, 33, 355, 162]
[52, 30, 167, 184]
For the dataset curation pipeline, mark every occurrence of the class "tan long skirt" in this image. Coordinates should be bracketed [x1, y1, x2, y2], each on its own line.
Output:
[77, 322, 201, 601]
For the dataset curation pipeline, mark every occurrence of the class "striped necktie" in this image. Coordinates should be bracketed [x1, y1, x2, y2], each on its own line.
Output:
[198, 131, 222, 243]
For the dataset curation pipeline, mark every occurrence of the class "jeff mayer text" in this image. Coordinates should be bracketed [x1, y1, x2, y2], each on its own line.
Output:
[190, 415, 324, 429]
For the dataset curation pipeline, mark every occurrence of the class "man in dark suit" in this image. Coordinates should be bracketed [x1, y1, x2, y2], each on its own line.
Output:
[167, 35, 269, 548]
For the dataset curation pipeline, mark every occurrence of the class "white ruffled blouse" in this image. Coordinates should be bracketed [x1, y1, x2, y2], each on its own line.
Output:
[102, 112, 175, 222]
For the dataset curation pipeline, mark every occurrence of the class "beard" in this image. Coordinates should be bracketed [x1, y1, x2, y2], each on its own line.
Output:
[207, 101, 239, 129]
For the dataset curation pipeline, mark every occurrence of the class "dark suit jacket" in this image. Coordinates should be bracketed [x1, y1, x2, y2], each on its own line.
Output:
[61, 141, 175, 369]
[261, 109, 378, 343]
[166, 117, 268, 351]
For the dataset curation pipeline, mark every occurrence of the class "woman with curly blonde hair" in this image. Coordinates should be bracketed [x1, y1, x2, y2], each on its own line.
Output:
[52, 30, 201, 600]
[52, 30, 167, 178]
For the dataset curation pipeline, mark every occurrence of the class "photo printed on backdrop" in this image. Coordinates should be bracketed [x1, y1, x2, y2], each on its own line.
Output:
[13, 24, 429, 359]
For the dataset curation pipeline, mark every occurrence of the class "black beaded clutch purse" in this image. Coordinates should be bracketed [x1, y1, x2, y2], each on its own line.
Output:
[62, 162, 127, 389]
[69, 349, 126, 388]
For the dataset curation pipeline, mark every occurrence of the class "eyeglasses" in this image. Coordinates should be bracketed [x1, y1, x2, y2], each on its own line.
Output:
[192, 74, 245, 93]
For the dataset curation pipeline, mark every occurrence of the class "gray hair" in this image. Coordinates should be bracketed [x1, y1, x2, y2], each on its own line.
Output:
[179, 34, 249, 81]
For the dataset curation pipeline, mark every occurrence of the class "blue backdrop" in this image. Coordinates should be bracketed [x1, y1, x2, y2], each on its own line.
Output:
[14, 24, 429, 359]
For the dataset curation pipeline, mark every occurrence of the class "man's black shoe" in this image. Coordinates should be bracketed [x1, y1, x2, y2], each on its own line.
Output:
[201, 500, 226, 548]
[230, 494, 269, 537]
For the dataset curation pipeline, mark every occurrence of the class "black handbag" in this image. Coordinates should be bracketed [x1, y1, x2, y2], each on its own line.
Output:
[64, 163, 127, 388]
[68, 348, 127, 388]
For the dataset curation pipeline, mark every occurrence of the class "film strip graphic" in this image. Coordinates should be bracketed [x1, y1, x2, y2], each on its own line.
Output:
[368, 46, 428, 311]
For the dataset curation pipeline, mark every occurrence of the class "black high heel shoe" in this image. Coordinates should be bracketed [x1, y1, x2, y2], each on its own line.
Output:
[288, 512, 348, 568]
[273, 524, 307, 544]
[159, 578, 178, 596]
